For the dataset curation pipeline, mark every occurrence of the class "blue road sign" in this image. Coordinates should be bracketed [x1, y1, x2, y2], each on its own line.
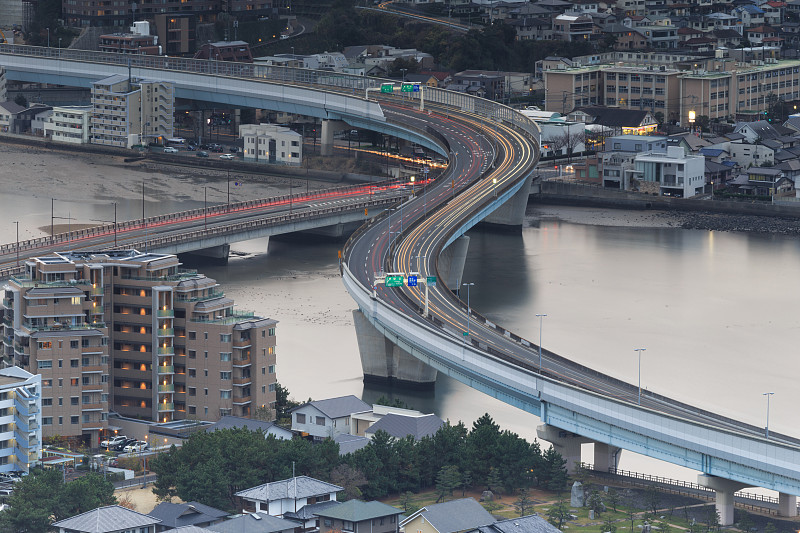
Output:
[407, 275, 418, 287]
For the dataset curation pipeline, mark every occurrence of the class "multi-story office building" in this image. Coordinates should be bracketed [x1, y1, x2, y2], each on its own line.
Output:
[91, 75, 174, 149]
[2, 250, 277, 446]
[0, 367, 41, 474]
[45, 106, 93, 144]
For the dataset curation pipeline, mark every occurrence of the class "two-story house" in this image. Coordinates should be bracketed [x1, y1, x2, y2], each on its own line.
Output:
[52, 506, 161, 533]
[235, 476, 344, 517]
[315, 500, 403, 533]
[400, 499, 495, 533]
[291, 395, 370, 440]
[149, 501, 229, 531]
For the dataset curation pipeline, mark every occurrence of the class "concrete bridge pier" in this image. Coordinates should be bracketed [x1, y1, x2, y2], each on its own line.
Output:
[698, 474, 749, 525]
[593, 442, 622, 472]
[437, 235, 470, 291]
[178, 243, 230, 265]
[352, 309, 437, 388]
[778, 493, 798, 517]
[321, 119, 349, 156]
[537, 424, 591, 473]
[481, 173, 534, 232]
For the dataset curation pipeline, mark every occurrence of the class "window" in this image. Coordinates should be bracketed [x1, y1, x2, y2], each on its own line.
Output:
[71, 359, 79, 368]
[43, 398, 53, 406]
[268, 328, 275, 336]
[316, 416, 325, 426]
[220, 334, 231, 343]
[188, 369, 196, 378]
[220, 352, 231, 362]
[70, 340, 79, 349]
[58, 416, 63, 425]
[324, 520, 332, 528]
[296, 413, 306, 423]
[188, 387, 196, 396]
[37, 342, 52, 350]
[220, 372, 231, 380]
[220, 390, 231, 399]
[42, 417, 52, 425]
[71, 397, 79, 405]
[188, 331, 196, 340]
[43, 379, 52, 387]
[71, 378, 79, 386]
[204, 388, 208, 396]
[38, 360, 52, 369]
[269, 383, 276, 392]
[204, 332, 208, 340]
[268, 365, 275, 374]
[343, 521, 354, 531]
[188, 350, 196, 359]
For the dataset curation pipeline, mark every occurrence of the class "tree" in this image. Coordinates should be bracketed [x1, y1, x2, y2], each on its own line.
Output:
[654, 112, 665, 125]
[330, 464, 368, 500]
[603, 517, 618, 533]
[655, 520, 671, 533]
[486, 466, 504, 496]
[547, 498, 571, 530]
[14, 94, 28, 108]
[483, 501, 503, 514]
[0, 469, 116, 533]
[461, 470, 473, 496]
[606, 487, 620, 512]
[513, 488, 534, 517]
[435, 464, 462, 502]
[399, 491, 419, 514]
[375, 396, 411, 409]
[763, 522, 777, 533]
[466, 414, 501, 485]
[587, 490, 604, 515]
[540, 447, 569, 493]
[274, 383, 301, 425]
[737, 513, 754, 533]
[252, 405, 274, 422]
[645, 485, 660, 514]
[703, 506, 720, 532]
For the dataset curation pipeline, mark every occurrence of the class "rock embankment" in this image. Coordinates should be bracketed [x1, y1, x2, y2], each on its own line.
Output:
[677, 212, 800, 235]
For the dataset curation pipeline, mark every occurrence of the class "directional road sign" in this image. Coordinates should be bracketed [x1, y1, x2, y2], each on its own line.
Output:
[426, 276, 437, 287]
[407, 275, 418, 287]
[381, 84, 394, 94]
[385, 275, 404, 288]
[401, 83, 414, 92]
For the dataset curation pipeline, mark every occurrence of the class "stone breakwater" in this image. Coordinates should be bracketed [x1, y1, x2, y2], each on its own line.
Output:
[677, 212, 800, 235]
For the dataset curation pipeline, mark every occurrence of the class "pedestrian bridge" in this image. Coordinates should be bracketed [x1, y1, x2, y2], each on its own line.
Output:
[0, 46, 798, 522]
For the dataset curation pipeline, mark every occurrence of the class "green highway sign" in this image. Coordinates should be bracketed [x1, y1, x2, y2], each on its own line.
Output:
[463, 331, 469, 336]
[401, 83, 414, 92]
[381, 84, 394, 93]
[426, 276, 437, 286]
[385, 275, 404, 287]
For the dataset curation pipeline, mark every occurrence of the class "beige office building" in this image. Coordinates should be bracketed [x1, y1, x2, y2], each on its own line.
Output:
[91, 74, 174, 149]
[2, 250, 277, 446]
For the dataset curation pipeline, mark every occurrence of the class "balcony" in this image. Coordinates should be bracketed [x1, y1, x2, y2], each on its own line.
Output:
[158, 384, 174, 393]
[233, 339, 252, 349]
[157, 309, 174, 318]
[81, 403, 103, 411]
[157, 346, 174, 355]
[2, 298, 12, 308]
[82, 422, 104, 431]
[82, 384, 104, 392]
[157, 402, 175, 412]
[233, 396, 251, 405]
[90, 287, 104, 296]
[157, 328, 174, 337]
[233, 377, 251, 386]
[158, 365, 174, 374]
[82, 365, 104, 373]
[232, 358, 251, 367]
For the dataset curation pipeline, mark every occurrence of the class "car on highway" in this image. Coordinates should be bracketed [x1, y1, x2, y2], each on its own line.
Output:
[219, 154, 235, 160]
[196, 151, 209, 158]
[101, 435, 128, 449]
[163, 147, 179, 153]
[123, 441, 149, 453]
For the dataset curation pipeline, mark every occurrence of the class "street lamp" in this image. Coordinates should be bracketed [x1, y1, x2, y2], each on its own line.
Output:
[536, 314, 546, 372]
[688, 110, 696, 134]
[635, 348, 646, 404]
[493, 177, 498, 197]
[763, 392, 774, 438]
[462, 282, 475, 343]
[12, 221, 19, 266]
[46, 27, 50, 48]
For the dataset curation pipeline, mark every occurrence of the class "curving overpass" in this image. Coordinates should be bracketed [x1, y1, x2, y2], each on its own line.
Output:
[1, 46, 799, 523]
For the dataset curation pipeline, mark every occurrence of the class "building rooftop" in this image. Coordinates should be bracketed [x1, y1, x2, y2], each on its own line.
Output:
[52, 505, 160, 533]
[148, 502, 228, 529]
[314, 500, 403, 522]
[207, 513, 297, 533]
[401, 499, 495, 533]
[292, 395, 371, 419]
[474, 514, 561, 533]
[364, 413, 444, 440]
[235, 476, 344, 503]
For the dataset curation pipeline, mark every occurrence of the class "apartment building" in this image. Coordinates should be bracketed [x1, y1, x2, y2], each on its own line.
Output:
[0, 367, 42, 474]
[240, 123, 303, 165]
[603, 65, 682, 119]
[2, 250, 277, 447]
[45, 106, 93, 144]
[91, 75, 174, 149]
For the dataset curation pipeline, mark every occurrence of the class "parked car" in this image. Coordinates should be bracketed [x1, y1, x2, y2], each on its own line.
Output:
[113, 438, 137, 452]
[123, 441, 149, 453]
[0, 474, 20, 483]
[196, 151, 209, 158]
[163, 147, 179, 153]
[219, 153, 235, 160]
[187, 145, 197, 151]
[101, 435, 128, 449]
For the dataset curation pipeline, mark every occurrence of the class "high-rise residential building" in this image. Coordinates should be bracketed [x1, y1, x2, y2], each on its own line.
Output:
[0, 367, 42, 474]
[91, 75, 174, 149]
[2, 250, 277, 447]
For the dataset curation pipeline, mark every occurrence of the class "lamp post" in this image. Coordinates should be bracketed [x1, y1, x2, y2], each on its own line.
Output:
[688, 110, 696, 134]
[493, 177, 498, 197]
[763, 392, 774, 438]
[536, 314, 546, 372]
[462, 282, 474, 343]
[635, 348, 646, 404]
[12, 221, 19, 266]
[46, 27, 50, 48]
[204, 186, 207, 232]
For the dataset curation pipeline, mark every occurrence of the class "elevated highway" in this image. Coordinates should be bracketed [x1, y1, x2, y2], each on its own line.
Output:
[1, 46, 799, 522]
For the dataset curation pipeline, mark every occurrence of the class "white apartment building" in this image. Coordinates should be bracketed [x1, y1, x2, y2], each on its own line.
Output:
[633, 146, 706, 197]
[46, 106, 93, 144]
[240, 123, 303, 165]
[0, 367, 42, 474]
[91, 74, 174, 149]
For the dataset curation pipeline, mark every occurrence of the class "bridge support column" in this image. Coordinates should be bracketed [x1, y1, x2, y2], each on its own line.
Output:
[592, 442, 622, 473]
[698, 475, 748, 526]
[537, 424, 590, 474]
[352, 309, 437, 388]
[481, 173, 534, 232]
[178, 243, 230, 265]
[778, 493, 798, 517]
[321, 119, 348, 157]
[438, 235, 470, 291]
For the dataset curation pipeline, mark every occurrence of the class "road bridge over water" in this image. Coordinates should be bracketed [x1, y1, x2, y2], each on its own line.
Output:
[1, 46, 799, 524]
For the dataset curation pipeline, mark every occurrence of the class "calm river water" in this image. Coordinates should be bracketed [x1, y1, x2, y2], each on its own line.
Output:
[1, 185, 797, 486]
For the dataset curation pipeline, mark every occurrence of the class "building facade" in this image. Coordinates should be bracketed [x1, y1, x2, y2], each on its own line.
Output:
[0, 367, 41, 474]
[633, 145, 706, 197]
[45, 106, 93, 144]
[91, 75, 174, 149]
[240, 123, 303, 165]
[2, 250, 277, 446]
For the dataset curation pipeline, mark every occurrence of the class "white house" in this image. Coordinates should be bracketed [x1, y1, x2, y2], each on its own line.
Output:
[235, 476, 343, 517]
[291, 395, 370, 440]
[633, 146, 706, 197]
[240, 123, 303, 165]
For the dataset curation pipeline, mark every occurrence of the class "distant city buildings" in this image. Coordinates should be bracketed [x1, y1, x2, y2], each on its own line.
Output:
[1, 250, 278, 447]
